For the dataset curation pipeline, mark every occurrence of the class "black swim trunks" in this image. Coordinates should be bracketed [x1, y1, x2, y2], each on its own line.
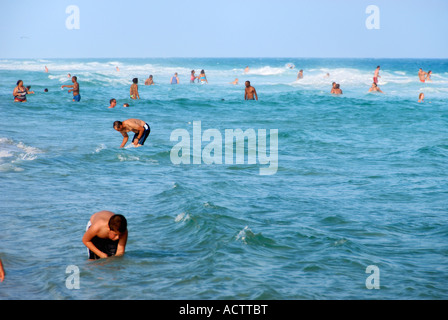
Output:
[132, 123, 151, 146]
[86, 221, 118, 259]
[88, 236, 119, 260]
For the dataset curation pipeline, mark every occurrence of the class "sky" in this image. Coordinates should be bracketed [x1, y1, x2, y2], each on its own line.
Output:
[0, 0, 447, 59]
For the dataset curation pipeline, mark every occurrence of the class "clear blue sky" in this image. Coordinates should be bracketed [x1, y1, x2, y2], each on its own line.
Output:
[1, 0, 447, 59]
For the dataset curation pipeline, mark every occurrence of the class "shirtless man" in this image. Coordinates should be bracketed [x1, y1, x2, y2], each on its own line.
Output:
[61, 76, 81, 102]
[418, 68, 427, 83]
[113, 118, 151, 148]
[145, 75, 154, 85]
[244, 81, 258, 100]
[82, 210, 128, 260]
[373, 66, 381, 84]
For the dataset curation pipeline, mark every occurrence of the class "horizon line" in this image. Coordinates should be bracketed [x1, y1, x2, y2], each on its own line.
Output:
[1, 56, 448, 60]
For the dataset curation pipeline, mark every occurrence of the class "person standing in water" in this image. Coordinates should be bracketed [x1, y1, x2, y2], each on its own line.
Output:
[418, 68, 427, 83]
[198, 70, 208, 84]
[297, 69, 303, 80]
[13, 80, 31, 102]
[61, 76, 81, 102]
[373, 66, 381, 84]
[244, 81, 258, 100]
[145, 75, 154, 85]
[130, 78, 140, 99]
[171, 73, 179, 84]
[190, 70, 197, 83]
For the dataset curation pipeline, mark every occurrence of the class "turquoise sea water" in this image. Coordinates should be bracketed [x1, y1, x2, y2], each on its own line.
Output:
[0, 58, 447, 299]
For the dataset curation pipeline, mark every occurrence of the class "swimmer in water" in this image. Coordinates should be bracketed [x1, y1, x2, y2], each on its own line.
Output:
[113, 119, 151, 148]
[171, 73, 179, 84]
[368, 82, 384, 93]
[82, 211, 128, 260]
[418, 68, 427, 83]
[61, 76, 81, 102]
[198, 70, 208, 84]
[190, 70, 197, 83]
[109, 98, 117, 108]
[130, 78, 140, 99]
[297, 69, 303, 80]
[145, 75, 154, 85]
[230, 78, 239, 85]
[13, 80, 30, 102]
[331, 83, 343, 95]
[244, 81, 258, 100]
[426, 70, 432, 82]
[418, 93, 424, 103]
[244, 66, 249, 73]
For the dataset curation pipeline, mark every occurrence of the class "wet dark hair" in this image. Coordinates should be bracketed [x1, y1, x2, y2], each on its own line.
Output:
[72, 76, 77, 81]
[113, 121, 123, 129]
[17, 80, 23, 86]
[133, 78, 138, 84]
[109, 214, 127, 233]
[110, 98, 116, 104]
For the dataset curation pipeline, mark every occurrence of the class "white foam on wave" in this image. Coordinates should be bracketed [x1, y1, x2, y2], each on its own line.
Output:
[93, 144, 107, 154]
[0, 137, 42, 171]
[245, 66, 286, 76]
[174, 212, 191, 223]
[235, 226, 253, 244]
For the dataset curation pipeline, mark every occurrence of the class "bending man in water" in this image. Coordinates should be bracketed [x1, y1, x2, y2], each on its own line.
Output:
[113, 119, 151, 148]
[83, 211, 128, 260]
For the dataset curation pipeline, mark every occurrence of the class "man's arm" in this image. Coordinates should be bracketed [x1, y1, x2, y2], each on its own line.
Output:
[115, 230, 128, 256]
[82, 226, 108, 259]
[254, 88, 258, 101]
[119, 132, 129, 148]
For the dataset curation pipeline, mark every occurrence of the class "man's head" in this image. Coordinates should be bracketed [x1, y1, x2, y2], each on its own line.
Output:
[110, 98, 117, 106]
[245, 81, 250, 87]
[108, 214, 127, 240]
[72, 76, 77, 83]
[132, 78, 138, 84]
[113, 121, 123, 131]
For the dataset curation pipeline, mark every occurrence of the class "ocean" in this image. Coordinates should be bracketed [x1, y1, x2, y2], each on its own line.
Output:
[0, 57, 447, 300]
